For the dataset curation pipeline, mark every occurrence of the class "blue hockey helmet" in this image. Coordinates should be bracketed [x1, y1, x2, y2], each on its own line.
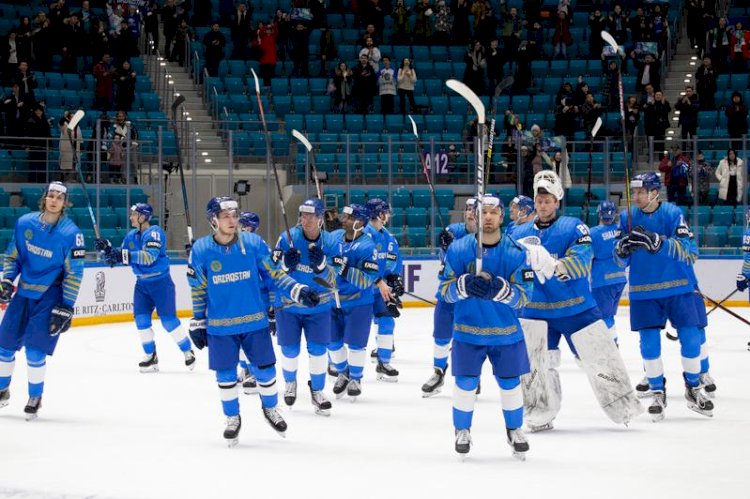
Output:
[366, 198, 391, 220]
[512, 195, 534, 216]
[240, 211, 260, 230]
[299, 198, 325, 217]
[343, 203, 369, 226]
[130, 203, 154, 222]
[630, 172, 661, 192]
[465, 197, 477, 209]
[481, 193, 505, 211]
[597, 200, 618, 222]
[44, 181, 68, 199]
[206, 196, 239, 222]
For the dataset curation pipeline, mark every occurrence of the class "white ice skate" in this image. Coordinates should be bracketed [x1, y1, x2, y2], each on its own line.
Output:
[506, 428, 530, 461]
[224, 415, 241, 447]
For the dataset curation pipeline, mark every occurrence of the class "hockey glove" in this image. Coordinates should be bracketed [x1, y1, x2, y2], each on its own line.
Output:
[307, 243, 327, 273]
[487, 276, 513, 303]
[331, 256, 349, 279]
[457, 273, 491, 299]
[104, 248, 127, 267]
[0, 279, 14, 304]
[267, 307, 277, 336]
[737, 274, 749, 292]
[523, 243, 558, 283]
[94, 238, 112, 252]
[189, 318, 207, 350]
[282, 248, 302, 272]
[49, 305, 74, 336]
[386, 274, 405, 297]
[291, 284, 320, 307]
[628, 226, 663, 254]
[386, 295, 403, 317]
[438, 229, 454, 251]
[615, 237, 633, 259]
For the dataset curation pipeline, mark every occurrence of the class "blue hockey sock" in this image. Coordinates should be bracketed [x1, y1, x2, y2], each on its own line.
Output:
[699, 328, 710, 374]
[639, 328, 664, 390]
[280, 344, 300, 383]
[239, 359, 249, 371]
[497, 376, 523, 430]
[603, 316, 615, 329]
[216, 369, 239, 417]
[677, 326, 702, 387]
[255, 366, 278, 408]
[433, 338, 450, 370]
[162, 318, 192, 353]
[376, 332, 394, 363]
[453, 375, 478, 430]
[137, 328, 156, 355]
[0, 347, 16, 391]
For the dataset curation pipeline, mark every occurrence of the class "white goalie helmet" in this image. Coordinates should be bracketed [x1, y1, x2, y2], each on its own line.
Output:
[533, 170, 565, 201]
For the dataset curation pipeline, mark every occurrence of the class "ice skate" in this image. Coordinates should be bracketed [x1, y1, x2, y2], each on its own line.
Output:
[421, 367, 445, 397]
[346, 379, 362, 401]
[376, 361, 399, 382]
[262, 407, 288, 437]
[454, 429, 472, 456]
[327, 364, 338, 378]
[649, 390, 667, 422]
[284, 381, 297, 407]
[138, 352, 159, 373]
[24, 397, 42, 421]
[700, 373, 716, 399]
[527, 421, 554, 433]
[309, 381, 332, 416]
[506, 428, 530, 461]
[223, 415, 241, 447]
[0, 388, 9, 409]
[370, 346, 395, 363]
[635, 376, 651, 398]
[332, 371, 350, 400]
[685, 384, 714, 418]
[184, 350, 196, 370]
[242, 371, 258, 395]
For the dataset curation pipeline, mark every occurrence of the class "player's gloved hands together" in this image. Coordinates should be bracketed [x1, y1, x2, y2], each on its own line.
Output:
[331, 256, 349, 279]
[94, 238, 112, 252]
[439, 229, 454, 251]
[386, 274, 405, 297]
[628, 226, 663, 254]
[267, 307, 276, 336]
[737, 274, 749, 292]
[282, 248, 301, 272]
[615, 236, 633, 259]
[49, 305, 73, 336]
[0, 279, 14, 304]
[292, 284, 320, 307]
[307, 243, 327, 273]
[457, 273, 489, 299]
[189, 318, 207, 349]
[104, 248, 126, 267]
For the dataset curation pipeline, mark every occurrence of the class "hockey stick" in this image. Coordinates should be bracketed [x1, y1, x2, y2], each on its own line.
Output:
[584, 117, 603, 225]
[484, 76, 514, 186]
[404, 290, 436, 306]
[68, 110, 101, 240]
[601, 31, 631, 231]
[666, 288, 744, 341]
[707, 289, 739, 316]
[699, 291, 750, 327]
[251, 68, 293, 245]
[446, 79, 486, 275]
[312, 275, 341, 309]
[291, 129, 322, 200]
[170, 95, 193, 254]
[407, 115, 446, 228]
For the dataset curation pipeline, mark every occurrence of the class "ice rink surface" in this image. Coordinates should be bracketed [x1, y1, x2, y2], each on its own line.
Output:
[1, 307, 748, 499]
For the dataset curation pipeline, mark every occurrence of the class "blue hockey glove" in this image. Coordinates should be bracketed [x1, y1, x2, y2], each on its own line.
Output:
[282, 248, 302, 272]
[439, 229, 454, 251]
[488, 276, 513, 303]
[457, 273, 492, 299]
[615, 237, 633, 258]
[292, 284, 320, 307]
[49, 305, 73, 336]
[308, 244, 327, 273]
[737, 274, 749, 292]
[267, 307, 276, 336]
[386, 274, 405, 297]
[629, 226, 663, 254]
[189, 318, 207, 349]
[94, 238, 112, 252]
[0, 279, 14, 304]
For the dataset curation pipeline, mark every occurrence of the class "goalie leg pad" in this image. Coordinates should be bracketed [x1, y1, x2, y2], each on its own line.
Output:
[571, 320, 643, 425]
[520, 319, 560, 427]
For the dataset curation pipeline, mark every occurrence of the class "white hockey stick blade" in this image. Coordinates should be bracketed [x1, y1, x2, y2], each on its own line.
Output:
[291, 129, 313, 152]
[600, 30, 618, 50]
[68, 110, 85, 130]
[446, 79, 486, 124]
[407, 114, 419, 138]
[591, 117, 603, 138]
[250, 68, 261, 94]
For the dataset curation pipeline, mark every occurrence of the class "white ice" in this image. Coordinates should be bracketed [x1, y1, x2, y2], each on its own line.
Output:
[0, 307, 748, 499]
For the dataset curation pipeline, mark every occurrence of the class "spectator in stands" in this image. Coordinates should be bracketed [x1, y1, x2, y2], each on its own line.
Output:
[358, 24, 383, 48]
[218, 0, 234, 26]
[58, 111, 81, 182]
[555, 97, 577, 143]
[601, 59, 620, 112]
[695, 56, 716, 110]
[707, 17, 730, 74]
[725, 91, 748, 152]
[643, 90, 670, 157]
[686, 0, 710, 51]
[580, 93, 602, 135]
[3, 31, 19, 86]
[257, 21, 278, 87]
[632, 51, 661, 93]
[203, 22, 226, 78]
[715, 149, 744, 207]
[676, 86, 699, 150]
[625, 95, 640, 149]
[289, 22, 311, 77]
[547, 150, 572, 191]
[325, 207, 343, 232]
[413, 0, 434, 45]
[390, 0, 412, 46]
[109, 110, 136, 184]
[474, 7, 498, 48]
[451, 0, 471, 47]
[397, 57, 418, 115]
[588, 9, 607, 58]
[520, 145, 535, 197]
[174, 19, 193, 67]
[555, 81, 574, 107]
[524, 20, 544, 61]
[61, 15, 85, 73]
[658, 145, 686, 203]
[332, 61, 352, 113]
[144, 1, 159, 55]
[90, 20, 111, 65]
[641, 83, 655, 106]
[463, 40, 485, 96]
[273, 10, 290, 62]
[552, 9, 572, 60]
[2, 83, 30, 139]
[729, 22, 750, 74]
[31, 11, 53, 71]
[14, 61, 37, 104]
[112, 19, 139, 62]
[25, 104, 51, 183]
[607, 4, 628, 45]
[352, 54, 377, 114]
[690, 150, 712, 205]
[501, 6, 524, 66]
[485, 38, 502, 97]
[161, 0, 180, 61]
[94, 53, 114, 111]
[513, 40, 534, 93]
[359, 36, 381, 72]
[378, 56, 397, 115]
[15, 18, 33, 65]
[432, 0, 452, 46]
[574, 78, 590, 106]
[230, 3, 251, 60]
[650, 4, 669, 58]
[114, 60, 136, 112]
[319, 25, 337, 76]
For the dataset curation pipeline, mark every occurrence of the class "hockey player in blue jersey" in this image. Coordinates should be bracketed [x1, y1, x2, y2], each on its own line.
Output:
[95, 203, 195, 373]
[236, 211, 263, 395]
[273, 198, 340, 416]
[505, 195, 535, 236]
[421, 197, 477, 397]
[616, 172, 713, 421]
[439, 194, 533, 459]
[187, 197, 320, 446]
[0, 182, 85, 420]
[327, 204, 380, 400]
[589, 201, 627, 340]
[363, 198, 404, 382]
[513, 171, 641, 431]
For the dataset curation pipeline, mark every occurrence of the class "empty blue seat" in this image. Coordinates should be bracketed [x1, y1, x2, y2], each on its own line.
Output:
[324, 114, 343, 133]
[274, 95, 292, 115]
[345, 115, 365, 133]
[292, 95, 311, 113]
[290, 78, 308, 95]
[406, 207, 426, 227]
[311, 95, 330, 113]
[391, 190, 411, 209]
[271, 78, 289, 96]
[407, 226, 427, 247]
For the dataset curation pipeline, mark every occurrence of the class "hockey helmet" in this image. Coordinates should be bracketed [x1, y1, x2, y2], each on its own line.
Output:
[366, 198, 391, 220]
[130, 203, 154, 222]
[299, 198, 325, 217]
[533, 170, 565, 201]
[512, 195, 534, 216]
[240, 211, 260, 230]
[343, 203, 369, 226]
[630, 172, 661, 192]
[206, 196, 239, 222]
[44, 181, 68, 199]
[597, 200, 618, 223]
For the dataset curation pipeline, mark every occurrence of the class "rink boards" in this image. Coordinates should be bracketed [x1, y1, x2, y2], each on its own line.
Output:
[1, 257, 744, 326]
